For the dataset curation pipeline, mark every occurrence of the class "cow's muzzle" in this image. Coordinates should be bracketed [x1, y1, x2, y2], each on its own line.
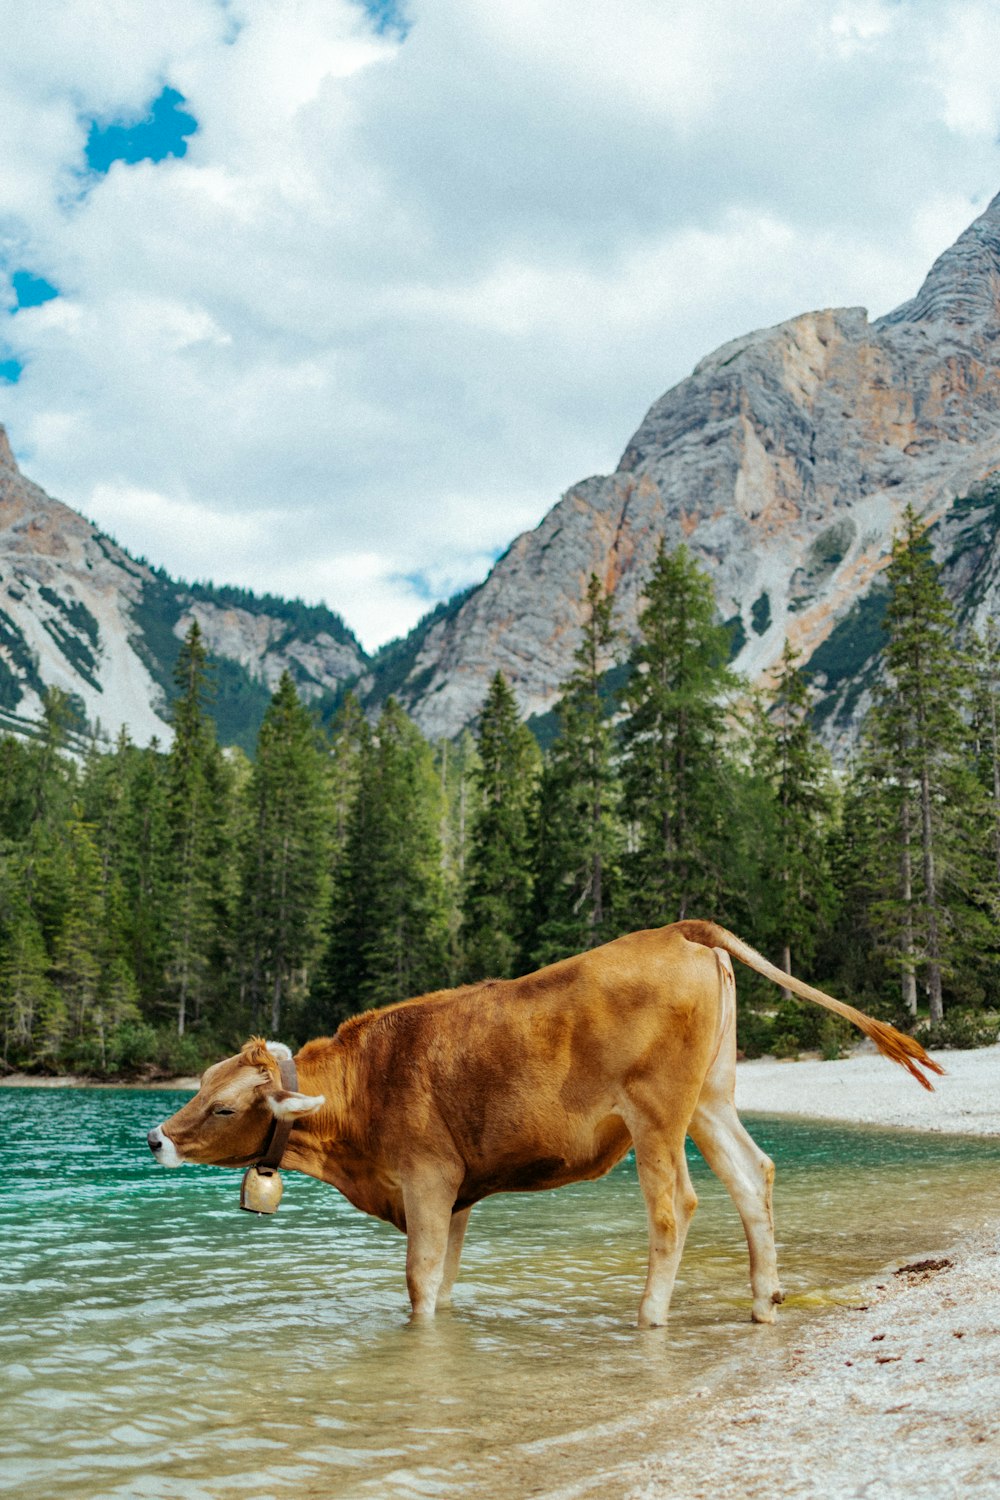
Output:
[147, 1126, 184, 1167]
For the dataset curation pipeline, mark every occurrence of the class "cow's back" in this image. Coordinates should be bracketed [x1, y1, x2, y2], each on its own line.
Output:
[314, 925, 725, 1207]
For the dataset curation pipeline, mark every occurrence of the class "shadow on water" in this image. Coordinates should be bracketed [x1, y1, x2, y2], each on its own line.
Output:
[2, 1089, 998, 1499]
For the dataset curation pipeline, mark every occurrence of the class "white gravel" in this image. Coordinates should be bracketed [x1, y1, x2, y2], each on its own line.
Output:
[735, 1042, 1000, 1135]
[615, 1227, 1000, 1500]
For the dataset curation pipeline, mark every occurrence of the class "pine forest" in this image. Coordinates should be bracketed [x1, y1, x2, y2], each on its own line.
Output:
[2, 506, 999, 1078]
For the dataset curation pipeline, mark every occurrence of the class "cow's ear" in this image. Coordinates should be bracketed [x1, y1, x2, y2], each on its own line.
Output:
[267, 1089, 325, 1119]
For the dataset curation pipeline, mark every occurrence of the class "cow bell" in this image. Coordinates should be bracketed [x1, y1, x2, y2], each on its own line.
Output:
[240, 1164, 284, 1214]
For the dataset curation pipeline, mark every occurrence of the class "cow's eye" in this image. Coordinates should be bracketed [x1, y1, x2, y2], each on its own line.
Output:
[213, 1107, 236, 1116]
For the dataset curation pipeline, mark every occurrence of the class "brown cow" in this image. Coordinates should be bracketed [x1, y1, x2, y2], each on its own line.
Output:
[147, 921, 941, 1326]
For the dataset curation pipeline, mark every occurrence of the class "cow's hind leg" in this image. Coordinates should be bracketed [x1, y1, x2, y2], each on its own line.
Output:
[627, 1117, 698, 1329]
[401, 1172, 459, 1321]
[437, 1206, 472, 1307]
[689, 1096, 781, 1323]
[687, 948, 782, 1324]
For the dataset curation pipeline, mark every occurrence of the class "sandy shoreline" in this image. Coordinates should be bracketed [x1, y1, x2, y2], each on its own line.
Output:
[735, 1041, 1000, 1135]
[619, 1043, 1000, 1500]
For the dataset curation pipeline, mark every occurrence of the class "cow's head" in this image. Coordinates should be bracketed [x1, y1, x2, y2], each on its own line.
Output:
[147, 1038, 325, 1168]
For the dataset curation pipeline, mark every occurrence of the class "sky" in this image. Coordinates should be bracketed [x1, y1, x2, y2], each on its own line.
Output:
[2, 0, 1000, 653]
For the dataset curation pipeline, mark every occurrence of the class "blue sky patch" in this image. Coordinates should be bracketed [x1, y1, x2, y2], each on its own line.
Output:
[0, 356, 23, 384]
[84, 86, 198, 173]
[357, 0, 408, 37]
[12, 271, 59, 309]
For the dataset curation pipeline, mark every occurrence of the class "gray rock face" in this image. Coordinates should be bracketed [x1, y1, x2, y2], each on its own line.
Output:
[0, 432, 367, 745]
[391, 193, 1000, 744]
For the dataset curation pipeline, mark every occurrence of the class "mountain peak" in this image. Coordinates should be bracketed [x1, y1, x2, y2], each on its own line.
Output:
[0, 424, 16, 475]
[877, 191, 1000, 331]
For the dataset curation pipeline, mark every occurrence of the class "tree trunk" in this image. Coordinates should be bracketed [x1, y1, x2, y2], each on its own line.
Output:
[920, 764, 944, 1024]
[990, 679, 1000, 890]
[900, 796, 917, 1016]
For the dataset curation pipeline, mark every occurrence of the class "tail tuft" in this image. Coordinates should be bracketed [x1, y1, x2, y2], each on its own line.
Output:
[855, 1017, 945, 1092]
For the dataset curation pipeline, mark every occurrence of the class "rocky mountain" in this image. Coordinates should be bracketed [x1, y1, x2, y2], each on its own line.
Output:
[0, 426, 366, 751]
[4, 193, 1000, 754]
[383, 191, 1000, 749]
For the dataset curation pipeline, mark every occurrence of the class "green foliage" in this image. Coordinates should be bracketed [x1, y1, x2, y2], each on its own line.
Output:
[462, 671, 540, 978]
[751, 640, 838, 977]
[617, 542, 739, 926]
[0, 607, 45, 708]
[806, 587, 888, 723]
[751, 592, 771, 635]
[312, 698, 450, 1027]
[915, 1009, 1000, 1051]
[528, 577, 621, 965]
[239, 672, 330, 1035]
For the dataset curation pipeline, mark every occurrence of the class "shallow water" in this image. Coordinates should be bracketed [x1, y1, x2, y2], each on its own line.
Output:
[2, 1088, 998, 1500]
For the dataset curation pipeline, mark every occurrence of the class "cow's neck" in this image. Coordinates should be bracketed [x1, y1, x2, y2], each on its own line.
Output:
[278, 1049, 355, 1178]
[276, 1043, 404, 1227]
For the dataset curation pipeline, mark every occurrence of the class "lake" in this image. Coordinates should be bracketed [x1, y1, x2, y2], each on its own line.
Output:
[2, 1087, 999, 1499]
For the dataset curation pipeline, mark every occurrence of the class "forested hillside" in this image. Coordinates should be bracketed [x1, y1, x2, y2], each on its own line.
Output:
[2, 514, 998, 1078]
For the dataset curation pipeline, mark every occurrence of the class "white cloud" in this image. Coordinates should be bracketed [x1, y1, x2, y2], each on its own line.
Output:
[1, 0, 1000, 650]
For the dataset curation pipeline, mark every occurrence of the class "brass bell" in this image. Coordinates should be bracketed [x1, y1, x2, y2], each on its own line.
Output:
[240, 1164, 284, 1214]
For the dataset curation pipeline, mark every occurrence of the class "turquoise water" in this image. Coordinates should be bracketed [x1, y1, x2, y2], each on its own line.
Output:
[2, 1087, 998, 1500]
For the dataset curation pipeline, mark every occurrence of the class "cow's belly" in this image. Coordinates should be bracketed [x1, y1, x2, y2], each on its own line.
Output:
[455, 1113, 632, 1208]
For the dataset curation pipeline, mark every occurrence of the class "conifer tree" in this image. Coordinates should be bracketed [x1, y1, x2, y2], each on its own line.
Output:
[618, 542, 736, 926]
[166, 621, 225, 1035]
[436, 729, 479, 976]
[857, 508, 970, 1022]
[240, 672, 330, 1035]
[952, 623, 1000, 1003]
[118, 741, 171, 1006]
[529, 576, 621, 964]
[327, 692, 368, 861]
[462, 672, 539, 978]
[52, 808, 139, 1071]
[0, 856, 61, 1065]
[316, 699, 449, 1022]
[754, 641, 837, 985]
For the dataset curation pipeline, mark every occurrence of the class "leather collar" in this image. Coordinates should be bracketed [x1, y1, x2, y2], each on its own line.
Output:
[257, 1054, 299, 1168]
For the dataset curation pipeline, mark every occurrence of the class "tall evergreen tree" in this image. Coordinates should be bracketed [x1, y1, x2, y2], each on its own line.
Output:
[0, 854, 61, 1066]
[618, 542, 736, 926]
[327, 692, 368, 862]
[240, 672, 330, 1035]
[119, 740, 171, 1006]
[529, 576, 621, 964]
[856, 508, 970, 1022]
[316, 699, 449, 1022]
[52, 808, 139, 1071]
[166, 621, 225, 1035]
[753, 641, 837, 986]
[461, 672, 539, 978]
[952, 623, 1000, 1003]
[436, 729, 479, 977]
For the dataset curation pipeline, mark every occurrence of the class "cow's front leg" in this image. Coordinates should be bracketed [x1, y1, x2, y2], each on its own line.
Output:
[401, 1173, 458, 1320]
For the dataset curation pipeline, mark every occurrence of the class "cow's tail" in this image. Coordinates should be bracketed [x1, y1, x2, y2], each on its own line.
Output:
[675, 920, 945, 1092]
